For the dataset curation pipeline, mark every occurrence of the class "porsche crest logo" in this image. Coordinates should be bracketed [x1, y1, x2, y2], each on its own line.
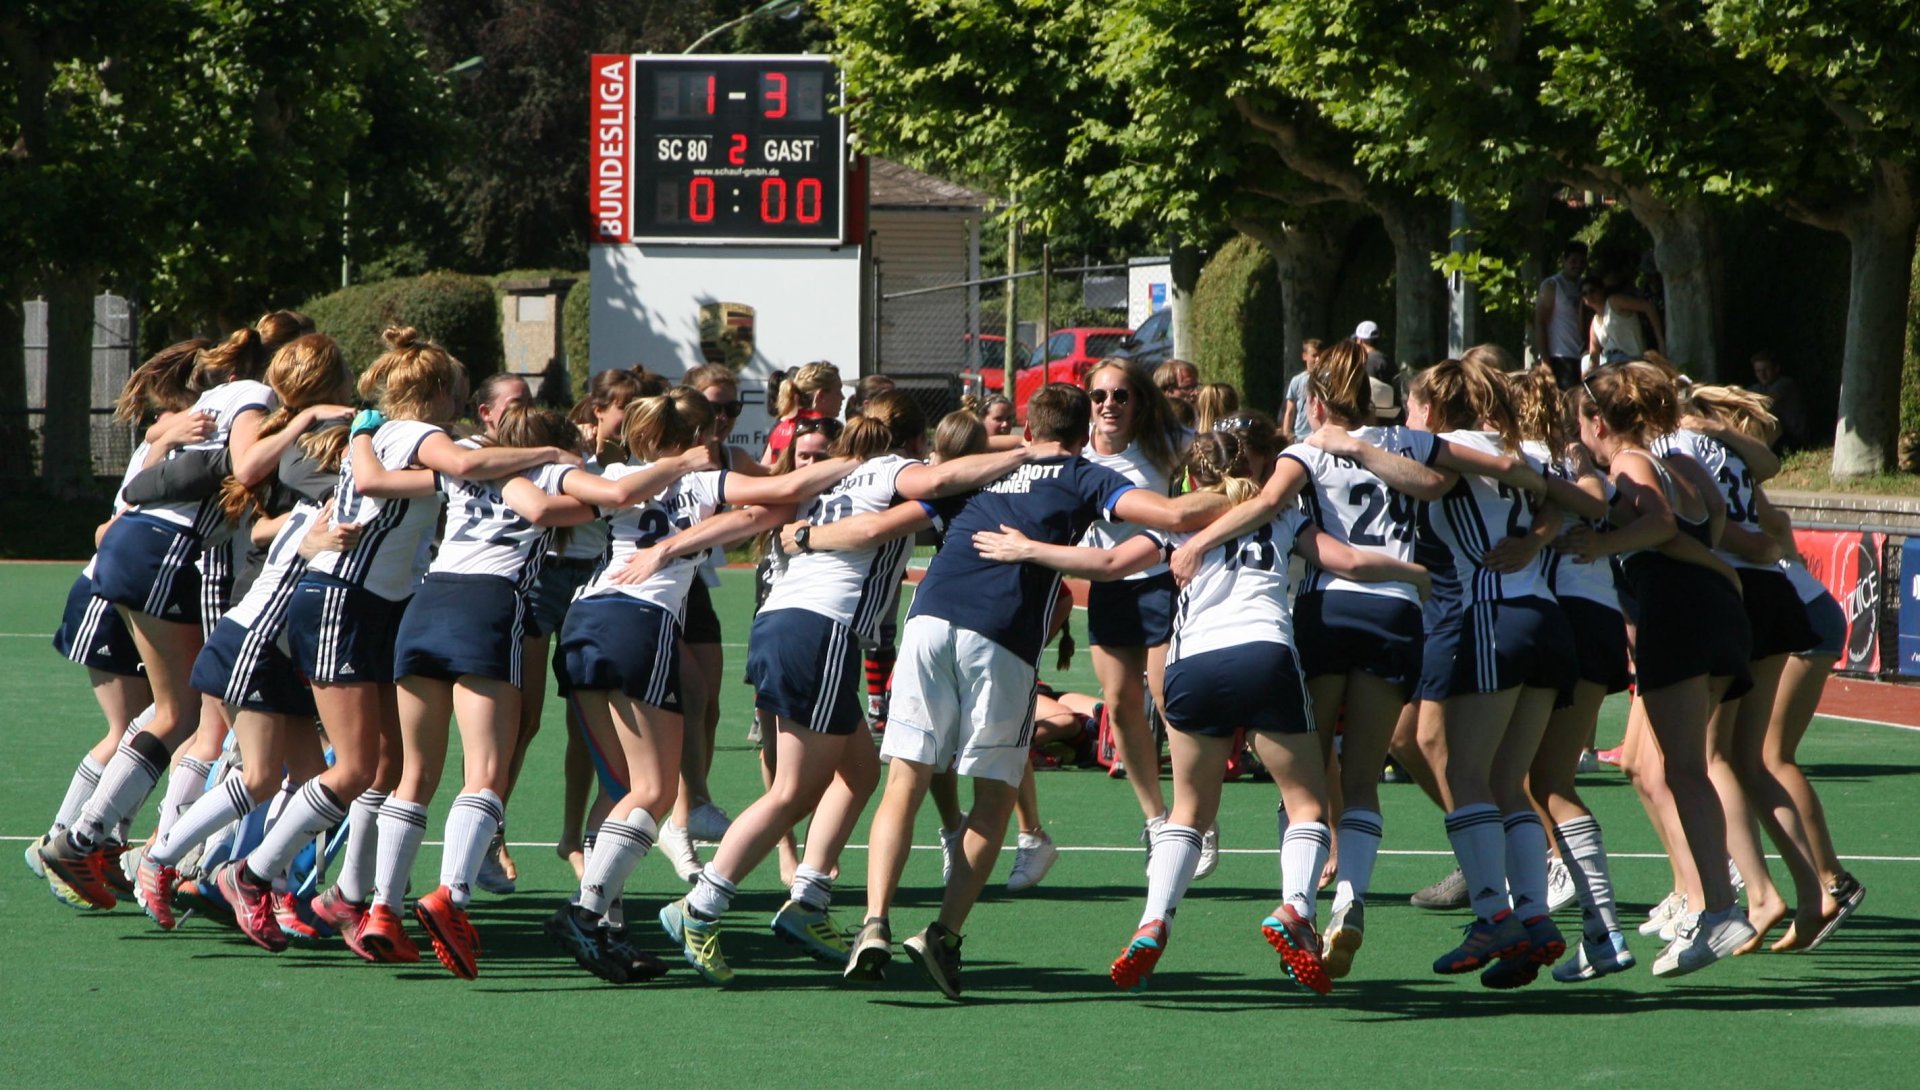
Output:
[699, 302, 756, 371]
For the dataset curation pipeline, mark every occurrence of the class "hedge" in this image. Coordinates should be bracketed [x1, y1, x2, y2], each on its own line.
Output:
[564, 274, 592, 398]
[1192, 234, 1286, 411]
[301, 271, 504, 381]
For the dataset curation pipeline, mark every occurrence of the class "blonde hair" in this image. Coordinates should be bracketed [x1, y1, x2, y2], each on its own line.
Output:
[932, 409, 988, 463]
[1184, 431, 1260, 505]
[1084, 358, 1182, 478]
[1507, 365, 1565, 452]
[1409, 356, 1522, 452]
[774, 361, 841, 418]
[359, 326, 466, 422]
[217, 333, 354, 523]
[1578, 361, 1679, 447]
[684, 363, 738, 392]
[835, 390, 924, 461]
[189, 328, 269, 392]
[1193, 382, 1241, 433]
[254, 310, 314, 355]
[1683, 384, 1780, 446]
[623, 392, 711, 461]
[115, 338, 209, 423]
[1307, 339, 1370, 426]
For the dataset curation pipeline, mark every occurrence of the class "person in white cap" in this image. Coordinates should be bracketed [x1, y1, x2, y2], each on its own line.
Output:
[1353, 322, 1395, 387]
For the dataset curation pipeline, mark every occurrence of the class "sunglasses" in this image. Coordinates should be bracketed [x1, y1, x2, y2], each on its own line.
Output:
[1089, 387, 1131, 406]
[712, 400, 745, 416]
[1160, 382, 1198, 394]
[1211, 415, 1258, 433]
[795, 418, 843, 438]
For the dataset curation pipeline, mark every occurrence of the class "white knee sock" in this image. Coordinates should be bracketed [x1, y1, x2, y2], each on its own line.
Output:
[1444, 804, 1510, 922]
[1139, 823, 1203, 927]
[154, 756, 213, 844]
[1555, 815, 1622, 941]
[440, 790, 504, 908]
[244, 779, 347, 884]
[1503, 811, 1550, 920]
[333, 790, 387, 903]
[51, 755, 105, 835]
[1281, 822, 1332, 921]
[153, 773, 254, 867]
[73, 731, 171, 846]
[578, 811, 658, 917]
[1331, 808, 1383, 914]
[373, 798, 429, 912]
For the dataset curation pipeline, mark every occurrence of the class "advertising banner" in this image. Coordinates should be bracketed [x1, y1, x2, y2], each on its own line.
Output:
[1899, 539, 1920, 677]
[1795, 529, 1885, 674]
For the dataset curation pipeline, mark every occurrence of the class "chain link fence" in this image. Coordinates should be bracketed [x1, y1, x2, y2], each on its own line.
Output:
[2, 293, 141, 480]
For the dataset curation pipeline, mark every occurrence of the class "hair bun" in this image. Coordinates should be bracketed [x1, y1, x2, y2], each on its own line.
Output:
[383, 326, 421, 351]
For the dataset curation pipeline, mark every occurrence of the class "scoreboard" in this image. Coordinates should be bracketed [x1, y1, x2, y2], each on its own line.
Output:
[591, 54, 847, 246]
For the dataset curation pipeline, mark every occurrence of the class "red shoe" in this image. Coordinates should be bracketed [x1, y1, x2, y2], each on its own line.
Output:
[136, 854, 180, 930]
[356, 903, 421, 964]
[272, 891, 322, 942]
[211, 862, 289, 952]
[414, 885, 481, 980]
[1109, 919, 1169, 993]
[38, 837, 117, 910]
[1261, 903, 1333, 996]
[1597, 746, 1624, 767]
[101, 841, 136, 898]
[310, 886, 368, 943]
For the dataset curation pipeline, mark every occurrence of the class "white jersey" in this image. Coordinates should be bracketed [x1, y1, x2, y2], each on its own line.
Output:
[307, 419, 447, 601]
[761, 453, 914, 640]
[431, 462, 573, 582]
[1164, 508, 1311, 666]
[1538, 445, 1619, 610]
[138, 380, 276, 534]
[225, 501, 321, 644]
[1282, 425, 1436, 604]
[1081, 438, 1174, 580]
[1655, 428, 1768, 570]
[578, 466, 725, 615]
[1429, 430, 1552, 603]
[551, 457, 612, 562]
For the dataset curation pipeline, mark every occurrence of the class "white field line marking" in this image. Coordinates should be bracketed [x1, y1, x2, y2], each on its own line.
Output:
[2, 833, 1914, 863]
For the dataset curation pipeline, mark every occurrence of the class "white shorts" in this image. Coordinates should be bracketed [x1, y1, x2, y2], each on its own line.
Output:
[881, 615, 1038, 788]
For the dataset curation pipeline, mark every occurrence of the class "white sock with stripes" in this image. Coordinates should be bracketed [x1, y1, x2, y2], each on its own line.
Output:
[578, 810, 658, 917]
[686, 868, 738, 921]
[153, 771, 255, 867]
[71, 730, 170, 847]
[50, 755, 105, 835]
[373, 797, 430, 912]
[245, 779, 347, 884]
[1281, 822, 1332, 921]
[154, 756, 213, 844]
[1503, 811, 1551, 920]
[1331, 808, 1383, 914]
[1445, 804, 1510, 922]
[333, 790, 387, 903]
[789, 865, 832, 912]
[1555, 816, 1622, 941]
[1139, 823, 1203, 927]
[440, 790, 504, 908]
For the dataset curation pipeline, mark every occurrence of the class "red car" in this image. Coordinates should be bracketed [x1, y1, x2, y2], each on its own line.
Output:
[965, 327, 1133, 416]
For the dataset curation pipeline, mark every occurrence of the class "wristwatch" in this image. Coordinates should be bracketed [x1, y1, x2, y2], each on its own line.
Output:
[794, 525, 814, 554]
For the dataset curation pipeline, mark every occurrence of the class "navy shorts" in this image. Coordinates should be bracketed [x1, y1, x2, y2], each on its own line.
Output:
[746, 608, 863, 735]
[526, 558, 596, 640]
[1801, 589, 1846, 658]
[1624, 555, 1753, 701]
[286, 572, 409, 685]
[91, 512, 201, 624]
[1738, 567, 1821, 659]
[1296, 589, 1425, 696]
[1562, 596, 1631, 694]
[1087, 571, 1175, 647]
[191, 617, 315, 717]
[393, 573, 526, 686]
[1163, 642, 1313, 738]
[1416, 600, 1466, 703]
[53, 574, 144, 677]
[682, 579, 723, 645]
[557, 595, 683, 712]
[1441, 596, 1578, 701]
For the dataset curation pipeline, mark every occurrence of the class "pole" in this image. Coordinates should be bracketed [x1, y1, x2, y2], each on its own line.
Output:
[1003, 218, 1020, 373]
[1040, 241, 1051, 368]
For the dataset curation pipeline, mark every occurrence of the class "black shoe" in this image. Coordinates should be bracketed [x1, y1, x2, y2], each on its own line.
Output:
[903, 921, 964, 1000]
[605, 924, 670, 982]
[545, 903, 628, 984]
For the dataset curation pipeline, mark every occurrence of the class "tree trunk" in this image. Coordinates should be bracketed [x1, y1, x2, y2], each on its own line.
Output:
[1629, 193, 1722, 379]
[0, 290, 27, 477]
[1168, 236, 1202, 361]
[39, 272, 96, 493]
[1831, 172, 1919, 477]
[1241, 211, 1350, 406]
[1378, 197, 1446, 371]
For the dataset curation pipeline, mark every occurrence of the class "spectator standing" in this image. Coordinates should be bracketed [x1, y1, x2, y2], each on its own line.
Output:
[1282, 339, 1323, 442]
[1534, 242, 1590, 388]
[1355, 321, 1394, 385]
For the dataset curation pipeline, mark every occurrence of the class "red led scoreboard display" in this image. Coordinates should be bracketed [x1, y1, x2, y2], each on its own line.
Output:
[591, 54, 846, 246]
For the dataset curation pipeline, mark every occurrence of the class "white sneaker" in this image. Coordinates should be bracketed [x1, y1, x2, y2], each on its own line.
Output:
[1193, 822, 1220, 880]
[1652, 907, 1755, 978]
[1546, 856, 1577, 913]
[1552, 929, 1636, 982]
[476, 835, 516, 895]
[1006, 832, 1058, 892]
[1638, 890, 1685, 936]
[940, 814, 967, 884]
[658, 818, 704, 883]
[687, 801, 732, 842]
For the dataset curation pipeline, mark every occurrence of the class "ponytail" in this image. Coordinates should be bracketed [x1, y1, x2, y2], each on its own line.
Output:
[116, 338, 209, 423]
[189, 327, 268, 392]
[831, 389, 925, 460]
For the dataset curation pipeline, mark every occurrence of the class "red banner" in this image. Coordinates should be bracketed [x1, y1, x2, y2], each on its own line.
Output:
[1795, 529, 1885, 673]
[589, 54, 632, 243]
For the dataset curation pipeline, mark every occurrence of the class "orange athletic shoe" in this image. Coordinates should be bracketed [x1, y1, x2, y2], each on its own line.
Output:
[1261, 903, 1333, 996]
[414, 885, 481, 980]
[101, 841, 136, 898]
[310, 886, 368, 943]
[137, 854, 180, 930]
[356, 903, 421, 964]
[211, 862, 289, 952]
[1109, 919, 1169, 993]
[272, 891, 322, 942]
[39, 837, 118, 910]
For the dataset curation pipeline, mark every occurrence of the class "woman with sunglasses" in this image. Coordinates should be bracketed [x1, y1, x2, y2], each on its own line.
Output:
[1082, 359, 1194, 867]
[761, 361, 843, 467]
